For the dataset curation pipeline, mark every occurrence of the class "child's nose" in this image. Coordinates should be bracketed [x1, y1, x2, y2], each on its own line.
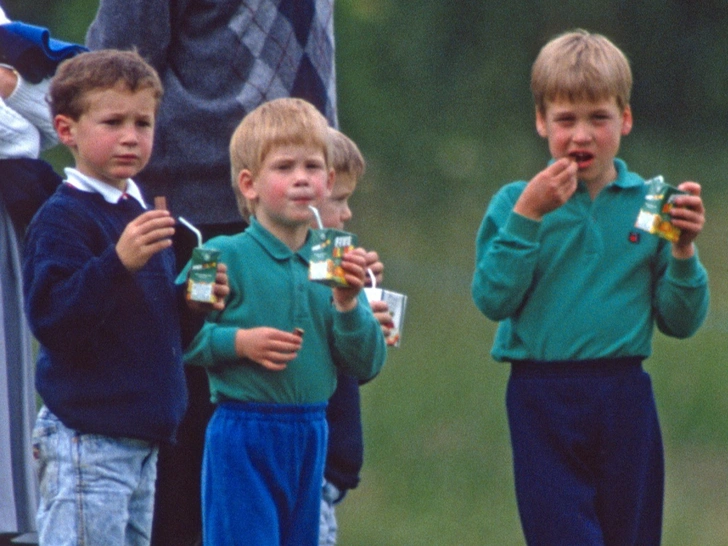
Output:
[120, 124, 140, 143]
[572, 122, 592, 142]
[293, 167, 311, 184]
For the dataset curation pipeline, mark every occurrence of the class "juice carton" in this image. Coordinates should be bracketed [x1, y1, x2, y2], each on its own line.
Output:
[307, 205, 357, 287]
[363, 269, 408, 347]
[634, 176, 687, 242]
[179, 217, 220, 303]
[309, 228, 358, 287]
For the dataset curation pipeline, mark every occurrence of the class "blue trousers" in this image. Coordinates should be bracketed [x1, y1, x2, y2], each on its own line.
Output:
[202, 401, 327, 546]
[506, 358, 663, 546]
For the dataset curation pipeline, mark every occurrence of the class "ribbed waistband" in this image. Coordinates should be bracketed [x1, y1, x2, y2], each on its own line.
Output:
[217, 400, 327, 422]
[510, 356, 644, 377]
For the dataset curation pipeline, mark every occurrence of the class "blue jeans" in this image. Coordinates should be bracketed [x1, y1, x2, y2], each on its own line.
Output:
[32, 407, 159, 546]
[318, 480, 341, 546]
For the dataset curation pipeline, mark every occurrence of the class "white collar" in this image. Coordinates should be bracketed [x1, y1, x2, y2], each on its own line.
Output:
[0, 8, 10, 25]
[64, 167, 147, 208]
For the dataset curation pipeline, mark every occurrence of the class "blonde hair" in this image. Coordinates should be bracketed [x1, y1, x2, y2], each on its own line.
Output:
[328, 127, 365, 179]
[229, 97, 331, 220]
[531, 29, 632, 115]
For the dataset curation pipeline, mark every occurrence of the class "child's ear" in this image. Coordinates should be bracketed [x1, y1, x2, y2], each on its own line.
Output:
[621, 105, 633, 136]
[325, 168, 335, 196]
[238, 169, 256, 201]
[535, 107, 548, 138]
[54, 115, 76, 147]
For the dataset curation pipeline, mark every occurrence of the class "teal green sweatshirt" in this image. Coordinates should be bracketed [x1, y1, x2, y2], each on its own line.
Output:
[472, 159, 709, 362]
[183, 218, 386, 404]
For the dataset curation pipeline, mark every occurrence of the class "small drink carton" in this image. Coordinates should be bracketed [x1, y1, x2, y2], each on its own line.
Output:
[634, 176, 687, 242]
[309, 228, 358, 287]
[307, 205, 358, 287]
[364, 286, 408, 347]
[186, 247, 220, 303]
[179, 216, 220, 303]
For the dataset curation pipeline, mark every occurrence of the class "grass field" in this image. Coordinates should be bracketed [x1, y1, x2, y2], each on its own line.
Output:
[333, 133, 728, 545]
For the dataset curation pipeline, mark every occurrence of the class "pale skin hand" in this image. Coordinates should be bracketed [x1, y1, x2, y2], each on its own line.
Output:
[361, 248, 394, 341]
[362, 249, 384, 285]
[186, 263, 230, 313]
[670, 181, 705, 259]
[234, 327, 303, 371]
[0, 66, 18, 100]
[513, 157, 578, 221]
[333, 248, 368, 312]
[116, 210, 175, 273]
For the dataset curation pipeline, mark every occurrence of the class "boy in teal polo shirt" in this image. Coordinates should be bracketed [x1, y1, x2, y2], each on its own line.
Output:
[472, 30, 708, 545]
[183, 97, 386, 546]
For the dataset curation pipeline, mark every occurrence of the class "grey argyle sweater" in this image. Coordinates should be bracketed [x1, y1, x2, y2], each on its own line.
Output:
[86, 0, 337, 226]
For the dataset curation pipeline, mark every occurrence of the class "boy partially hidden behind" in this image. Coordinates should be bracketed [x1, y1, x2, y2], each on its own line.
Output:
[22, 50, 227, 546]
[472, 30, 709, 545]
[183, 98, 387, 546]
[317, 127, 394, 546]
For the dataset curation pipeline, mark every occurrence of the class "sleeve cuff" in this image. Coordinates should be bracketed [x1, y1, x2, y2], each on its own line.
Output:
[210, 325, 240, 362]
[334, 296, 369, 333]
[503, 211, 541, 243]
[667, 253, 705, 283]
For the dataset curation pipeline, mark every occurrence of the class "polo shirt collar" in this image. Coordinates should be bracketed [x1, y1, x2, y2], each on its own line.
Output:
[247, 217, 312, 262]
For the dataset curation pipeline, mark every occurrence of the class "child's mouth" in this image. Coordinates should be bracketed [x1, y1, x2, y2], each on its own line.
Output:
[569, 151, 594, 168]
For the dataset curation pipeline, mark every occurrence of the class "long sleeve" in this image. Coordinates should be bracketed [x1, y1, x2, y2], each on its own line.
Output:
[0, 96, 39, 159]
[23, 198, 131, 351]
[653, 252, 709, 338]
[330, 294, 387, 382]
[471, 182, 540, 322]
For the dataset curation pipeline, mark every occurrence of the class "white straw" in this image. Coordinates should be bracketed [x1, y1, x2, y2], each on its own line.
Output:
[178, 216, 203, 247]
[367, 268, 377, 289]
[308, 205, 324, 229]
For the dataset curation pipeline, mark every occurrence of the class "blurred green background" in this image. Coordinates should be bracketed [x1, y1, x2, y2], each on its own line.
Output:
[5, 1, 727, 544]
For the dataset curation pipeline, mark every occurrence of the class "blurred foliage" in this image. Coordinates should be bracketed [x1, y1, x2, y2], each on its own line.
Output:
[5, 0, 728, 204]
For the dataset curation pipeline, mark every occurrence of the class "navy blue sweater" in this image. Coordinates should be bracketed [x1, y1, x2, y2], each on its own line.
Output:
[23, 184, 187, 443]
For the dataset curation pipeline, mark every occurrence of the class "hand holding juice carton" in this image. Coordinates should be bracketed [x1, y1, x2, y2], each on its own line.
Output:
[363, 269, 407, 348]
[179, 217, 221, 304]
[634, 176, 688, 242]
[308, 205, 358, 287]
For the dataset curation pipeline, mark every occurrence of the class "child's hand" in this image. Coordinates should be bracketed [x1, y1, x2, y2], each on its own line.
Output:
[186, 263, 230, 313]
[361, 248, 384, 286]
[514, 158, 578, 220]
[234, 327, 302, 371]
[332, 248, 367, 312]
[116, 210, 175, 272]
[370, 299, 396, 343]
[670, 181, 705, 259]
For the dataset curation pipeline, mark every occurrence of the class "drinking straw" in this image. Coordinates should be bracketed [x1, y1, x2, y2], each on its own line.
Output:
[367, 268, 377, 289]
[178, 216, 203, 247]
[308, 205, 324, 229]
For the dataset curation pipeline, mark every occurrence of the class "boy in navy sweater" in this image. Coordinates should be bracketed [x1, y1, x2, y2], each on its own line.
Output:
[22, 50, 227, 546]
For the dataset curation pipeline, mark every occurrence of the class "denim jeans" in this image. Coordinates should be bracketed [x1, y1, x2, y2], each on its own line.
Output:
[32, 407, 159, 546]
[318, 480, 341, 546]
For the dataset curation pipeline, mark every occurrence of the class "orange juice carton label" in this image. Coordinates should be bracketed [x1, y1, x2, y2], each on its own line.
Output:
[364, 287, 408, 347]
[634, 176, 687, 242]
[186, 248, 220, 303]
[309, 229, 357, 287]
